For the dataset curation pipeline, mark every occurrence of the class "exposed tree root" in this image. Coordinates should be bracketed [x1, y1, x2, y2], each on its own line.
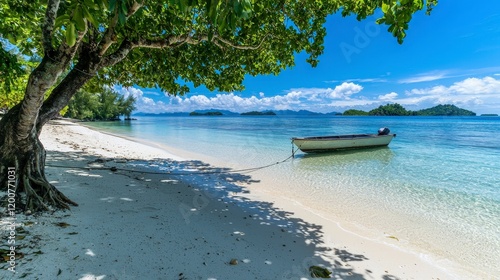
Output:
[1, 112, 78, 212]
[19, 150, 79, 212]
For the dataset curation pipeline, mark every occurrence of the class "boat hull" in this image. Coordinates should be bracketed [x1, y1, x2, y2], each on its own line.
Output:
[291, 134, 395, 153]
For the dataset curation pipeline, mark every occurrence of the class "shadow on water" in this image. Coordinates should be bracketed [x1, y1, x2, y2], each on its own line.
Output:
[295, 147, 395, 166]
[21, 150, 386, 279]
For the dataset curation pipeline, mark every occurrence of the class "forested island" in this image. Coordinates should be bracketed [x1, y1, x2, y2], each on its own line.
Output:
[189, 111, 223, 116]
[480, 114, 498, 116]
[241, 111, 276, 116]
[134, 104, 481, 118]
[343, 104, 476, 116]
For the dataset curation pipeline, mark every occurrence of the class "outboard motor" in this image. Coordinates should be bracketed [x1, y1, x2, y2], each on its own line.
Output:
[378, 127, 390, 135]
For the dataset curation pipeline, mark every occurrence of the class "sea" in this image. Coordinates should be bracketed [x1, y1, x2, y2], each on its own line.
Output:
[85, 115, 500, 277]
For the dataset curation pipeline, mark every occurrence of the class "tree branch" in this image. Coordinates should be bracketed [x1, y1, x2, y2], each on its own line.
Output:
[214, 34, 271, 50]
[98, 14, 119, 56]
[99, 33, 194, 68]
[100, 39, 135, 68]
[42, 0, 61, 53]
[99, 1, 144, 56]
[133, 33, 270, 50]
[54, 27, 87, 62]
[127, 1, 144, 18]
[135, 34, 198, 48]
[100, 31, 269, 68]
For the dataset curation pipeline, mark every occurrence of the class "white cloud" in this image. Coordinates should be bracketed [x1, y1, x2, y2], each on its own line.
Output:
[143, 91, 160, 96]
[273, 82, 363, 101]
[406, 76, 500, 96]
[326, 78, 386, 83]
[121, 87, 143, 99]
[449, 77, 500, 94]
[330, 82, 363, 98]
[396, 76, 500, 113]
[378, 92, 398, 101]
[398, 72, 448, 84]
[122, 82, 364, 113]
[120, 87, 170, 113]
[121, 77, 500, 115]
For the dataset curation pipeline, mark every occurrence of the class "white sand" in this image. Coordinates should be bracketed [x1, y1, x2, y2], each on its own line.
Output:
[0, 119, 479, 279]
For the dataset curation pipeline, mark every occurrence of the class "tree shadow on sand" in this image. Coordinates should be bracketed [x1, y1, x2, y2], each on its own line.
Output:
[25, 150, 391, 279]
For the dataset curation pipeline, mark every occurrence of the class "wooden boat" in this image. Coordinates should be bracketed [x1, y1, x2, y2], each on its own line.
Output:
[292, 127, 396, 153]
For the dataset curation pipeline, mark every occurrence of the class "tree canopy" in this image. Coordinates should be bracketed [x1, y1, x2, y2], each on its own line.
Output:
[343, 109, 369, 116]
[0, 0, 438, 211]
[65, 87, 136, 120]
[416, 104, 476, 116]
[369, 103, 409, 116]
[0, 41, 28, 111]
[342, 103, 476, 116]
[2, 0, 437, 96]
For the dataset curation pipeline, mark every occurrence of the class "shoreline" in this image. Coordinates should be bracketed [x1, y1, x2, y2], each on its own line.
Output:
[81, 119, 494, 279]
[0, 119, 479, 279]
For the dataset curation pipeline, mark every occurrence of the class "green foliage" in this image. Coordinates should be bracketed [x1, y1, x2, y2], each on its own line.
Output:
[0, 1, 49, 59]
[189, 111, 223, 116]
[344, 104, 476, 116]
[0, 42, 32, 110]
[415, 104, 476, 116]
[64, 87, 136, 120]
[241, 111, 276, 115]
[369, 103, 410, 116]
[343, 109, 368, 116]
[0, 44, 23, 92]
[0, 0, 438, 100]
[480, 114, 498, 117]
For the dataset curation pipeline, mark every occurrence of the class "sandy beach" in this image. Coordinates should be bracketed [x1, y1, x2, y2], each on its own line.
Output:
[0, 119, 478, 279]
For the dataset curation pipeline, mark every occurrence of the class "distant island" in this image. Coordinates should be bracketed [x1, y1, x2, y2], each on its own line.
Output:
[189, 111, 223, 116]
[241, 111, 276, 116]
[344, 104, 476, 116]
[133, 104, 484, 117]
[135, 109, 337, 116]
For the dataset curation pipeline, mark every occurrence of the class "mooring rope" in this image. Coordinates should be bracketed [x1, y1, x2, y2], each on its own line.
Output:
[46, 147, 300, 176]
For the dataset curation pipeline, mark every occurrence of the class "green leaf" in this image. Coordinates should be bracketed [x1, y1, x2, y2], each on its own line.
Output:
[121, 1, 128, 15]
[208, 0, 217, 21]
[81, 6, 98, 27]
[233, 1, 243, 17]
[97, 0, 109, 10]
[84, 0, 99, 10]
[54, 14, 70, 30]
[381, 3, 390, 14]
[118, 11, 126, 25]
[109, 0, 117, 11]
[73, 6, 86, 31]
[414, 0, 424, 9]
[66, 22, 76, 46]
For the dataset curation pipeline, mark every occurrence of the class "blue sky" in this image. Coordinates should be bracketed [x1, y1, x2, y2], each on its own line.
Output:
[122, 1, 500, 114]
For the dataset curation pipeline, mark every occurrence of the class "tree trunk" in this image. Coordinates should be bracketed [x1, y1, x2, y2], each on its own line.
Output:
[38, 61, 96, 129]
[1, 42, 107, 212]
[0, 51, 88, 212]
[0, 105, 78, 211]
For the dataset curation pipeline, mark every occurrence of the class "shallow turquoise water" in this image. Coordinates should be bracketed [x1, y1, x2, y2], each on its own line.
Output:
[86, 115, 500, 275]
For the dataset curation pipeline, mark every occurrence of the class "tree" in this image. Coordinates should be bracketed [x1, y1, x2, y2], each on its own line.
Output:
[0, 0, 438, 211]
[369, 103, 410, 116]
[343, 109, 368, 116]
[64, 86, 136, 120]
[416, 104, 476, 116]
[0, 42, 30, 111]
